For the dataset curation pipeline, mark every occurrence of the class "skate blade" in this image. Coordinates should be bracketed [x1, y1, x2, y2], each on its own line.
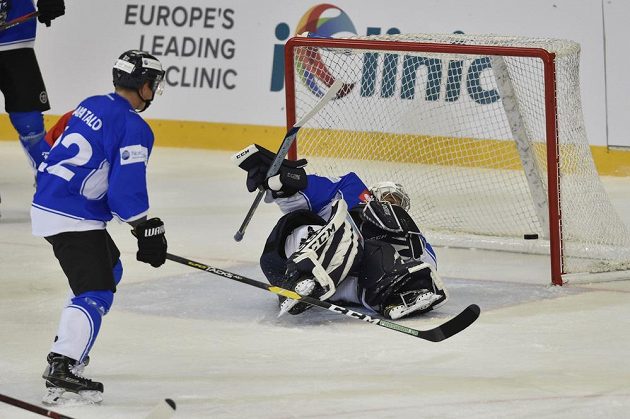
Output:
[43, 387, 103, 406]
[386, 293, 442, 320]
[278, 299, 299, 317]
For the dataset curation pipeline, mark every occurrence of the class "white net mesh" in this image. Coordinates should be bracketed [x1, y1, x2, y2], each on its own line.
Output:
[287, 33, 630, 280]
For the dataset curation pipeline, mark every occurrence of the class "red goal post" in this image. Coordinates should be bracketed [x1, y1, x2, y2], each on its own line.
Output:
[283, 33, 630, 285]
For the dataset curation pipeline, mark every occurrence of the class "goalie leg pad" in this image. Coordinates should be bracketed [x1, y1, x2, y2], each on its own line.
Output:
[357, 239, 407, 309]
[259, 210, 327, 313]
[259, 210, 326, 286]
[357, 240, 448, 316]
[287, 199, 362, 301]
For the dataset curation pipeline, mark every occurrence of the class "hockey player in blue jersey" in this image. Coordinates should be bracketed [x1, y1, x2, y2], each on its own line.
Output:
[0, 0, 65, 171]
[31, 50, 168, 405]
[232, 144, 448, 320]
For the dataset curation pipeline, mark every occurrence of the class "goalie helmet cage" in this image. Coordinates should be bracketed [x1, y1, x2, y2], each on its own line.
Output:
[284, 33, 630, 286]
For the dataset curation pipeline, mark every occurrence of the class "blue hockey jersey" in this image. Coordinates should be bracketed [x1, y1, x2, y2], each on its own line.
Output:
[274, 172, 370, 219]
[31, 93, 154, 237]
[0, 0, 37, 51]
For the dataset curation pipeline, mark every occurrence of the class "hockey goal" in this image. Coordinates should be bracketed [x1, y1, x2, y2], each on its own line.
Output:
[284, 33, 630, 285]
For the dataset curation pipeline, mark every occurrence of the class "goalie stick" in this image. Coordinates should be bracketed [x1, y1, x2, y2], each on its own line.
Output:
[233, 78, 344, 242]
[0, 393, 176, 419]
[166, 253, 480, 342]
[0, 11, 39, 31]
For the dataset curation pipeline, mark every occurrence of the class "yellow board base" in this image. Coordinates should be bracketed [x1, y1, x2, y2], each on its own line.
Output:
[0, 114, 286, 155]
[1, 114, 629, 176]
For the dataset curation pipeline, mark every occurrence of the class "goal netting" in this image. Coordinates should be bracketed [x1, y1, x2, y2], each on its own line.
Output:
[284, 33, 630, 285]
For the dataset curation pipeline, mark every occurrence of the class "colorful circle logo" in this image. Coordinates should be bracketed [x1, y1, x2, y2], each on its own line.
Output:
[295, 4, 356, 98]
[296, 3, 356, 38]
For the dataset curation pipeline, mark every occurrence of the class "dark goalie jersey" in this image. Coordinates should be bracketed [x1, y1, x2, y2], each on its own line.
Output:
[260, 172, 438, 312]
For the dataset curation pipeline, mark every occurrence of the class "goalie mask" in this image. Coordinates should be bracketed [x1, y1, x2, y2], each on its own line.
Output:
[113, 50, 165, 112]
[369, 181, 411, 211]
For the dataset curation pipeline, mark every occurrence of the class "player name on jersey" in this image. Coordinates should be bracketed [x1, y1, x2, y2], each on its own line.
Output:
[72, 106, 103, 131]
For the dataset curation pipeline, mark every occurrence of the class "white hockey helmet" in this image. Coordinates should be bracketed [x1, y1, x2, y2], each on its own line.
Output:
[369, 181, 411, 211]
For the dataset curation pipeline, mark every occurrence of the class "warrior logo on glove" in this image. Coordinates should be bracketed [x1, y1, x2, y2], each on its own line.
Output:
[132, 218, 167, 267]
[141, 225, 166, 237]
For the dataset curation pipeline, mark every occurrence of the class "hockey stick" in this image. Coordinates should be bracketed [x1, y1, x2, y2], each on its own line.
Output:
[0, 392, 74, 419]
[166, 253, 480, 342]
[0, 11, 39, 31]
[0, 393, 176, 419]
[233, 78, 344, 242]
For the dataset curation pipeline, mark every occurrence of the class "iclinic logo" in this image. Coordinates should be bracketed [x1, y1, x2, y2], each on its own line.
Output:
[271, 7, 500, 106]
[294, 4, 356, 98]
[270, 3, 357, 97]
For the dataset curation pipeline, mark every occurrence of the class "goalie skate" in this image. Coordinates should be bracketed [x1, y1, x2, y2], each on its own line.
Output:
[278, 277, 320, 316]
[42, 354, 103, 405]
[383, 289, 446, 320]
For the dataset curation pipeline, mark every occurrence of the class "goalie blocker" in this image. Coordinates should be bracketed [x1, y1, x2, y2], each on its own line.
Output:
[231, 144, 308, 199]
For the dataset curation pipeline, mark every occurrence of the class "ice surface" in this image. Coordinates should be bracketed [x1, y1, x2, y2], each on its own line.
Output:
[1, 143, 629, 419]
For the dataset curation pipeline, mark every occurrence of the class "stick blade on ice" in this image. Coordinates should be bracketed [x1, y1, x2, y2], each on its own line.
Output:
[416, 304, 481, 342]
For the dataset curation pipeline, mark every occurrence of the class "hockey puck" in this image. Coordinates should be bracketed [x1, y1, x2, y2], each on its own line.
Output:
[523, 233, 539, 240]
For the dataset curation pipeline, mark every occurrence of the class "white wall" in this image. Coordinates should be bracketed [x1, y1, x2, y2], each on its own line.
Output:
[602, 0, 630, 147]
[28, 0, 629, 146]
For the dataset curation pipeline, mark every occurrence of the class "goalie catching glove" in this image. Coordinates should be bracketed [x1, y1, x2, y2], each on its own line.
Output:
[231, 144, 308, 198]
[132, 217, 167, 267]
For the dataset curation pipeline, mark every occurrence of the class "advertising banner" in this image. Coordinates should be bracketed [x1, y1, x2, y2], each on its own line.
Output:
[5, 0, 623, 148]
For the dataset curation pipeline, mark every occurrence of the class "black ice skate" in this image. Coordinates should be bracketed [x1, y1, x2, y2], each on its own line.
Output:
[42, 353, 103, 405]
[43, 352, 90, 377]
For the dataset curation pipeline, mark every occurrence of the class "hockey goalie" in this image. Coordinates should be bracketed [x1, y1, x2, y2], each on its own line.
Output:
[232, 144, 448, 320]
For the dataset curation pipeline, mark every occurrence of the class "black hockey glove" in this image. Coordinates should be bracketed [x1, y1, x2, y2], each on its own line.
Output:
[132, 218, 167, 268]
[263, 168, 308, 198]
[37, 0, 65, 26]
[231, 144, 308, 198]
